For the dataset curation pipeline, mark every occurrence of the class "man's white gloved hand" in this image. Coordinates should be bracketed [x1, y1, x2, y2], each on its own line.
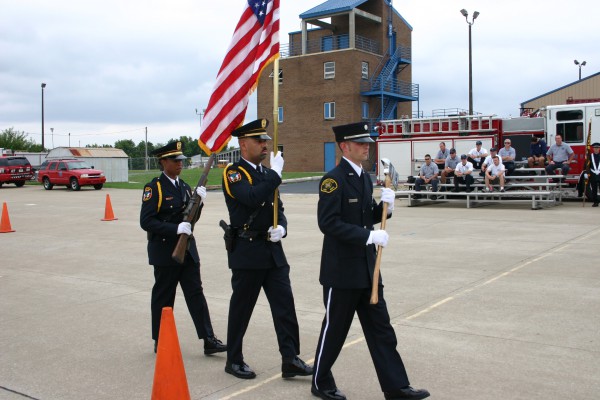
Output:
[380, 187, 395, 211]
[177, 222, 192, 236]
[270, 151, 284, 178]
[267, 225, 286, 242]
[583, 173, 589, 179]
[196, 186, 207, 201]
[367, 230, 389, 247]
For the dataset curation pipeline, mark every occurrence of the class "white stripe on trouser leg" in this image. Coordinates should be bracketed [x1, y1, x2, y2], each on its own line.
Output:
[313, 287, 333, 390]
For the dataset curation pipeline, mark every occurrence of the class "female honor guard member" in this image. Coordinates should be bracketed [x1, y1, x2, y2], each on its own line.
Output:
[311, 123, 429, 400]
[221, 119, 312, 380]
[140, 141, 226, 355]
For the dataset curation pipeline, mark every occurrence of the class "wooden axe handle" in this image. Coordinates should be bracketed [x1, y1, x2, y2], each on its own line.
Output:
[370, 173, 392, 305]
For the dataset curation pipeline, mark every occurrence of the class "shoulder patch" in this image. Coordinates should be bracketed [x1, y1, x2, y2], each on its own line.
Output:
[143, 186, 152, 201]
[320, 178, 338, 194]
[227, 169, 242, 183]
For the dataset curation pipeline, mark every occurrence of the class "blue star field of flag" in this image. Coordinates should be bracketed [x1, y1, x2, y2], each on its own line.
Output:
[248, 0, 269, 24]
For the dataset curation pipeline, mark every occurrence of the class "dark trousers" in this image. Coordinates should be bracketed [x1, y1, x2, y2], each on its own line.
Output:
[313, 286, 410, 392]
[467, 157, 483, 169]
[227, 265, 300, 363]
[415, 177, 438, 192]
[591, 174, 599, 203]
[545, 161, 570, 176]
[454, 175, 474, 191]
[503, 161, 515, 176]
[151, 255, 213, 341]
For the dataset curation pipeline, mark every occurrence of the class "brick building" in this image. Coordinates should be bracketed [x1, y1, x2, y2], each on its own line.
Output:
[257, 0, 418, 172]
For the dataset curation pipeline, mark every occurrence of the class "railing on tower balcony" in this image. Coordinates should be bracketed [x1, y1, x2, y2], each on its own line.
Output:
[361, 79, 419, 99]
[280, 34, 380, 58]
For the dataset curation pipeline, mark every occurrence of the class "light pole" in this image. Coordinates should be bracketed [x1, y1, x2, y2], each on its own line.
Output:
[460, 9, 479, 116]
[574, 59, 586, 80]
[50, 127, 54, 148]
[41, 83, 47, 149]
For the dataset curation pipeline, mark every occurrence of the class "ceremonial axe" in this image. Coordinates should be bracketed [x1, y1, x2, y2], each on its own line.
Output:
[370, 158, 399, 305]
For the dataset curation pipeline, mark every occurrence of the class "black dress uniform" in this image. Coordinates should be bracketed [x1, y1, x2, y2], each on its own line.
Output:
[139, 142, 216, 348]
[586, 143, 600, 206]
[312, 122, 429, 400]
[221, 119, 310, 379]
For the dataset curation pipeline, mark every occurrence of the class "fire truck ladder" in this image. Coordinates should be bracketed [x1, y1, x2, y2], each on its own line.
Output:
[379, 114, 497, 136]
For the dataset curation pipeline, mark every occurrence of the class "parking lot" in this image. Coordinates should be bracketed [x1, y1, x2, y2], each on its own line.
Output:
[1, 185, 599, 399]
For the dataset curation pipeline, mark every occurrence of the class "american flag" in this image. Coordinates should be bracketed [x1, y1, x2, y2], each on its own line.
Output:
[198, 0, 280, 154]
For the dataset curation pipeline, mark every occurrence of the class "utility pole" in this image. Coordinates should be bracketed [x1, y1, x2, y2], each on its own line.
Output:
[145, 127, 148, 171]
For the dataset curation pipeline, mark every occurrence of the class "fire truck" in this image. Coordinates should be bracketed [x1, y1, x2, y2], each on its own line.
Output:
[376, 102, 600, 187]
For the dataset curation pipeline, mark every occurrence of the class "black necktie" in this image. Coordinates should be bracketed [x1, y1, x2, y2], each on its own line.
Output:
[256, 165, 261, 173]
[174, 180, 179, 189]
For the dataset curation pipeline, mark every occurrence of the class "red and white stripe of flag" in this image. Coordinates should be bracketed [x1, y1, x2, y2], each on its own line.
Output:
[198, 0, 280, 154]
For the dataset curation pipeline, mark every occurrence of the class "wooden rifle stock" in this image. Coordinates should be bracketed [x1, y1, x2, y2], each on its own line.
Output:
[370, 173, 392, 305]
[172, 154, 216, 264]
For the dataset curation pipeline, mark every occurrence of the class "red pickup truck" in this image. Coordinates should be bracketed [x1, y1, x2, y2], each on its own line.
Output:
[37, 159, 106, 190]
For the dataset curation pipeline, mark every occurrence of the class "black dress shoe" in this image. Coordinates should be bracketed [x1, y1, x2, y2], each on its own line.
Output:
[384, 386, 430, 399]
[311, 385, 346, 400]
[204, 335, 227, 355]
[282, 356, 313, 378]
[225, 361, 256, 379]
[593, 202, 599, 207]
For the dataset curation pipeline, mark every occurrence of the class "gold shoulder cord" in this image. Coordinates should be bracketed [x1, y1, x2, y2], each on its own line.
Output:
[156, 181, 163, 212]
[223, 164, 253, 198]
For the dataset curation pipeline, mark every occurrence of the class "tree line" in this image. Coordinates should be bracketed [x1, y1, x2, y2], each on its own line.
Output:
[1, 128, 226, 169]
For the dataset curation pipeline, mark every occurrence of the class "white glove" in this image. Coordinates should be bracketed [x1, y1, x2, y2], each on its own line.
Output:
[270, 151, 284, 177]
[196, 186, 207, 201]
[267, 225, 286, 242]
[583, 173, 588, 179]
[380, 187, 395, 211]
[177, 222, 192, 236]
[367, 230, 389, 247]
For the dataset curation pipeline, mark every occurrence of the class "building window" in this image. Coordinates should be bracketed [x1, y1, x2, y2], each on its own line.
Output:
[361, 62, 369, 80]
[324, 102, 335, 120]
[269, 68, 283, 84]
[278, 107, 284, 123]
[324, 62, 335, 79]
[362, 102, 369, 119]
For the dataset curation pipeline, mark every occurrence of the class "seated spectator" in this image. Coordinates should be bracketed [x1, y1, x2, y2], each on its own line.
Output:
[528, 136, 547, 168]
[467, 140, 488, 169]
[453, 154, 474, 193]
[545, 134, 574, 181]
[499, 139, 516, 175]
[440, 148, 460, 191]
[485, 155, 506, 192]
[433, 141, 449, 171]
[480, 147, 502, 176]
[415, 154, 439, 199]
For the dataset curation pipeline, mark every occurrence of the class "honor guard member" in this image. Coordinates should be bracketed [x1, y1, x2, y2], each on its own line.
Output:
[221, 119, 313, 380]
[587, 142, 600, 207]
[312, 123, 430, 400]
[140, 141, 226, 355]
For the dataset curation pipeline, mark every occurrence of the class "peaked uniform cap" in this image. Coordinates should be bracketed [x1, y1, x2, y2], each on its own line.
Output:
[152, 141, 186, 160]
[332, 122, 374, 143]
[231, 119, 271, 140]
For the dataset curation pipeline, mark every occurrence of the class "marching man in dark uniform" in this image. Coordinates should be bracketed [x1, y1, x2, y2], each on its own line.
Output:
[312, 123, 429, 400]
[221, 119, 312, 380]
[140, 141, 226, 355]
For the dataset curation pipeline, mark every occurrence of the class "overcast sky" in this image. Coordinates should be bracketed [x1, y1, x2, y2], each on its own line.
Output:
[1, 0, 598, 148]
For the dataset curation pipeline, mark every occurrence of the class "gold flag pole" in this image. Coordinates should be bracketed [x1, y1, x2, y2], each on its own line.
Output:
[272, 57, 280, 227]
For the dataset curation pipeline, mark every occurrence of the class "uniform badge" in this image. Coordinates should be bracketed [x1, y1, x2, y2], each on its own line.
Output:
[320, 178, 338, 193]
[227, 169, 242, 183]
[143, 186, 152, 201]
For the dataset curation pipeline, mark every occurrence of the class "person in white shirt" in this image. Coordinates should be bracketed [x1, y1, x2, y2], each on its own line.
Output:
[485, 156, 506, 192]
[467, 140, 488, 169]
[453, 155, 474, 192]
[480, 147, 502, 176]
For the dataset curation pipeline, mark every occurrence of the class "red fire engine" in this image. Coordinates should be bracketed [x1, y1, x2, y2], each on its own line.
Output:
[376, 102, 600, 187]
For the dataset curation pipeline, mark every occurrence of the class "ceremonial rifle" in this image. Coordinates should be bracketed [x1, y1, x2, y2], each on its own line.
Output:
[370, 158, 399, 305]
[172, 153, 216, 264]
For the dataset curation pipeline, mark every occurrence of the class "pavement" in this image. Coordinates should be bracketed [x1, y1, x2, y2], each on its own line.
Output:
[1, 184, 599, 400]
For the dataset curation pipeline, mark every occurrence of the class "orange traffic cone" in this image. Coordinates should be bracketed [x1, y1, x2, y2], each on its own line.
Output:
[0, 202, 15, 233]
[151, 307, 191, 400]
[101, 194, 117, 221]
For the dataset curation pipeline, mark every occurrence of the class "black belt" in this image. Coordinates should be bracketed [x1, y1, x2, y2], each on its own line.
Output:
[236, 230, 268, 240]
